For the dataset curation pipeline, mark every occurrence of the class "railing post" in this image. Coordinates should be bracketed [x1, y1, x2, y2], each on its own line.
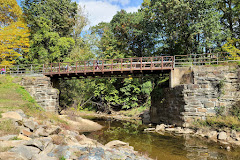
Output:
[75, 62, 77, 73]
[130, 58, 132, 71]
[93, 60, 95, 73]
[102, 60, 104, 73]
[161, 56, 163, 69]
[58, 63, 60, 73]
[111, 59, 113, 73]
[140, 57, 142, 71]
[173, 56, 175, 69]
[68, 62, 70, 72]
[43, 64, 44, 73]
[150, 57, 153, 70]
[84, 61, 86, 74]
[30, 65, 32, 73]
[51, 63, 52, 73]
[121, 58, 123, 72]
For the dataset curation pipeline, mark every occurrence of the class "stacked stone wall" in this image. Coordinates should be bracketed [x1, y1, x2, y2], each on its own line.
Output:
[21, 76, 59, 112]
[151, 65, 240, 127]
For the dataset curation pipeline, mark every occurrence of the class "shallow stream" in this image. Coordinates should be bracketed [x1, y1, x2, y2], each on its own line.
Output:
[84, 118, 240, 160]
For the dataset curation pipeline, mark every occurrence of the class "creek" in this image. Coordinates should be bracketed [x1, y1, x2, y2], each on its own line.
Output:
[83, 117, 240, 160]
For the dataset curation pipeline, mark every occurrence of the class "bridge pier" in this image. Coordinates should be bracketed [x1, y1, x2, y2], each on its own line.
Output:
[21, 76, 59, 113]
[151, 66, 240, 127]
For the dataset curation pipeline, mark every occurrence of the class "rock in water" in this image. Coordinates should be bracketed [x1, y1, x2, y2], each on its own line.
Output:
[155, 124, 165, 132]
[105, 140, 129, 149]
[218, 132, 227, 140]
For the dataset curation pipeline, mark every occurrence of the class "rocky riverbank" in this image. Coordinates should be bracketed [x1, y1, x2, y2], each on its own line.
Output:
[144, 123, 240, 151]
[0, 110, 151, 160]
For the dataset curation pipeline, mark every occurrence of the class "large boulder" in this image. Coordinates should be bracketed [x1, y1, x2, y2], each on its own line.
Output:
[0, 152, 27, 160]
[1, 111, 24, 121]
[0, 135, 17, 141]
[40, 141, 55, 154]
[47, 145, 70, 159]
[207, 131, 218, 139]
[105, 140, 129, 149]
[26, 139, 44, 151]
[23, 120, 37, 131]
[218, 131, 227, 141]
[32, 154, 58, 160]
[10, 145, 41, 159]
[34, 127, 49, 137]
[46, 126, 62, 135]
[59, 115, 103, 132]
[0, 140, 28, 148]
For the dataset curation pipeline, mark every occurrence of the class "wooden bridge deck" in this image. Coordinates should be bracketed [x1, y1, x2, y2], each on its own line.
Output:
[43, 56, 174, 78]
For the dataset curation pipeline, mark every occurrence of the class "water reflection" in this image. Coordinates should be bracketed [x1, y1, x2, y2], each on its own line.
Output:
[84, 118, 240, 160]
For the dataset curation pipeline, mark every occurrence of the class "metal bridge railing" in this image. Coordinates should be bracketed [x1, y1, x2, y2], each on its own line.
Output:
[43, 56, 174, 76]
[0, 64, 44, 76]
[0, 53, 239, 76]
[174, 52, 240, 67]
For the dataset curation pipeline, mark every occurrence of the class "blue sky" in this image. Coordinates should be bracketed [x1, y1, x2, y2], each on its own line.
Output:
[17, 0, 143, 28]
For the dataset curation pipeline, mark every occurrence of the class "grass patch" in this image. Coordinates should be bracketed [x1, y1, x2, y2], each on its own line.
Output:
[0, 75, 43, 117]
[194, 116, 240, 131]
[119, 106, 148, 117]
[0, 76, 26, 112]
[0, 120, 19, 136]
[0, 75, 68, 128]
[10, 136, 22, 140]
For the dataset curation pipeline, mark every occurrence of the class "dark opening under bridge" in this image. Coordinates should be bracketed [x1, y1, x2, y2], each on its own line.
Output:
[43, 56, 174, 78]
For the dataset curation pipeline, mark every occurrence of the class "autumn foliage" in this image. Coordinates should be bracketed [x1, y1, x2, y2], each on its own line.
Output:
[0, 0, 29, 66]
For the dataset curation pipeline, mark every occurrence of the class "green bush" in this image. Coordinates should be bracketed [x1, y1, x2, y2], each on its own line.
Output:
[230, 101, 240, 120]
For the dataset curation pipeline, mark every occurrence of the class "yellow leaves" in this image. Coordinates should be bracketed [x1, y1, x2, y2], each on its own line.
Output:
[0, 0, 29, 66]
[222, 38, 240, 60]
[0, 0, 22, 26]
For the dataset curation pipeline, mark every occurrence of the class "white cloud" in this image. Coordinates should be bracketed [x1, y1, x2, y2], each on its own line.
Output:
[79, 0, 120, 27]
[78, 0, 141, 29]
[108, 0, 130, 6]
[124, 6, 140, 13]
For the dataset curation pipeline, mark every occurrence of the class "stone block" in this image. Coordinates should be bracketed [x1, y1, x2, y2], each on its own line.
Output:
[209, 98, 217, 102]
[185, 108, 197, 112]
[197, 108, 207, 113]
[204, 101, 215, 108]
[187, 84, 199, 90]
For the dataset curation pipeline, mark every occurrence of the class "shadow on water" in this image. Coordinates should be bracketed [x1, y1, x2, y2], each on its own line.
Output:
[84, 118, 240, 160]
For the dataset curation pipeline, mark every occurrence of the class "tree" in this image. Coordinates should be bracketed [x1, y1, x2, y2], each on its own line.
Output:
[22, 0, 77, 63]
[0, 0, 29, 66]
[218, 0, 240, 38]
[222, 38, 240, 60]
[68, 5, 95, 62]
[72, 5, 89, 42]
[22, 0, 77, 37]
[110, 10, 154, 57]
[142, 0, 227, 55]
[91, 22, 123, 59]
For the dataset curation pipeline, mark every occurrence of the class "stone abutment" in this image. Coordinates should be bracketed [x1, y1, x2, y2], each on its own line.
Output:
[21, 76, 59, 112]
[151, 65, 240, 127]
